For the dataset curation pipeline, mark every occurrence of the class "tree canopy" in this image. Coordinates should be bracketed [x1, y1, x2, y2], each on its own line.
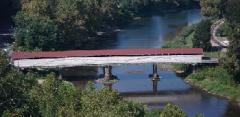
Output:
[193, 20, 212, 51]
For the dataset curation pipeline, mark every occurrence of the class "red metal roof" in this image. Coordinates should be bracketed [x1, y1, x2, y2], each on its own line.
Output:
[11, 48, 203, 60]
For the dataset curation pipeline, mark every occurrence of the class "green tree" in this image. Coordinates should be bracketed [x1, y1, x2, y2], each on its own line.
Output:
[30, 73, 80, 117]
[200, 0, 227, 18]
[14, 12, 58, 51]
[0, 51, 9, 76]
[15, 0, 198, 51]
[159, 103, 187, 117]
[193, 20, 212, 51]
[0, 51, 38, 116]
[80, 82, 145, 117]
[223, 0, 240, 82]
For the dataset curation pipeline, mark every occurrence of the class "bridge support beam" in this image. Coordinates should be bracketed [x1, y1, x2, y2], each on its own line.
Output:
[149, 64, 159, 80]
[100, 65, 118, 88]
[102, 65, 118, 81]
[103, 65, 112, 81]
[149, 64, 160, 94]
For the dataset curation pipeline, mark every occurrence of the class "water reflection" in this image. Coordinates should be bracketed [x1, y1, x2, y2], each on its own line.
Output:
[64, 9, 240, 117]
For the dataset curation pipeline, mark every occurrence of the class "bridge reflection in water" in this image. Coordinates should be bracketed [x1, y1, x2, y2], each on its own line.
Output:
[94, 63, 161, 94]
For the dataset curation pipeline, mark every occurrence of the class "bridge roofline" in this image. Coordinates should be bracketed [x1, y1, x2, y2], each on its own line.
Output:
[11, 48, 203, 60]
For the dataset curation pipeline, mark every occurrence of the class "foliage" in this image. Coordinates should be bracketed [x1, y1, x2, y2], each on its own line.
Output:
[0, 70, 37, 116]
[14, 12, 58, 51]
[187, 67, 232, 84]
[200, 0, 240, 82]
[80, 82, 145, 117]
[30, 73, 80, 117]
[187, 67, 240, 100]
[163, 25, 196, 48]
[160, 103, 187, 117]
[193, 20, 212, 51]
[216, 22, 231, 37]
[200, 0, 227, 18]
[14, 0, 199, 51]
[225, 0, 240, 26]
[0, 51, 9, 76]
[223, 0, 240, 82]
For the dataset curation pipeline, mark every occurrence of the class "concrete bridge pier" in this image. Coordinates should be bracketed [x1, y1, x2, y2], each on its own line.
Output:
[102, 65, 118, 81]
[103, 65, 113, 81]
[101, 65, 118, 88]
[149, 64, 160, 80]
[149, 64, 160, 94]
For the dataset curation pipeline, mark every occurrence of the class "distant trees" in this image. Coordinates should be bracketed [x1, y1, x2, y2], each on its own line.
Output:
[13, 0, 199, 51]
[200, 0, 227, 18]
[14, 12, 58, 51]
[193, 20, 212, 51]
[14, 0, 137, 51]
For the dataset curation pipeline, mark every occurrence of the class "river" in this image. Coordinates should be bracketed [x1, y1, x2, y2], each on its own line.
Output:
[62, 9, 240, 117]
[1, 8, 239, 117]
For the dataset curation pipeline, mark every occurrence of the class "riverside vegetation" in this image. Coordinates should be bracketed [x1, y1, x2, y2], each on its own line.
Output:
[165, 0, 240, 104]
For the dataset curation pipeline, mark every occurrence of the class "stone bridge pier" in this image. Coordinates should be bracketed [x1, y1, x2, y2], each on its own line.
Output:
[149, 64, 160, 80]
[149, 64, 160, 94]
[101, 65, 118, 81]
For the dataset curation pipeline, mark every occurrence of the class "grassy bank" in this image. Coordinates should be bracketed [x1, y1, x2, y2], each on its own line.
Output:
[186, 67, 240, 102]
[164, 21, 240, 104]
[163, 25, 196, 48]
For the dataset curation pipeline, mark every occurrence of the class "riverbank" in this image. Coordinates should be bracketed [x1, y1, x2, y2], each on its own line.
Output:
[185, 67, 240, 106]
[163, 19, 240, 106]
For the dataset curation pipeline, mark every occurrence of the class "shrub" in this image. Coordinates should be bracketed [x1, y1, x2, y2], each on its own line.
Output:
[160, 103, 187, 117]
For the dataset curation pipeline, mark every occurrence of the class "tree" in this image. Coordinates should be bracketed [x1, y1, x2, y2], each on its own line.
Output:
[223, 0, 240, 82]
[14, 12, 58, 51]
[30, 73, 80, 117]
[193, 20, 212, 51]
[15, 0, 198, 51]
[0, 51, 38, 116]
[200, 0, 227, 18]
[80, 82, 145, 117]
[0, 51, 9, 76]
[159, 103, 187, 117]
